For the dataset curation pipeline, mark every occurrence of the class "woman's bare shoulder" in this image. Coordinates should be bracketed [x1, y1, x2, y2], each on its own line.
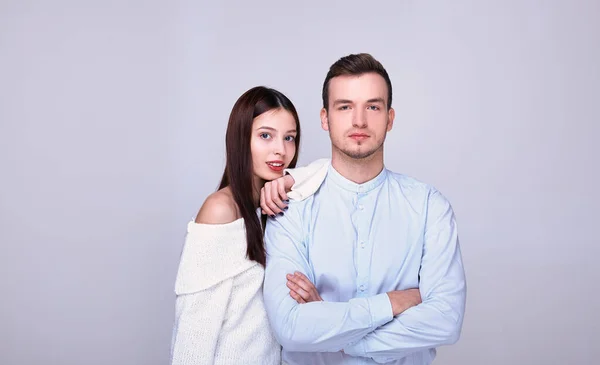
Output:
[195, 188, 240, 224]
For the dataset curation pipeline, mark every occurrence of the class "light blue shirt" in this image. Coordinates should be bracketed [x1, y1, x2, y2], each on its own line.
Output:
[263, 164, 466, 365]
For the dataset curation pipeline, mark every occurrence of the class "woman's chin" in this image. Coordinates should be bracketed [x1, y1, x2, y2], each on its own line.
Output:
[257, 169, 284, 182]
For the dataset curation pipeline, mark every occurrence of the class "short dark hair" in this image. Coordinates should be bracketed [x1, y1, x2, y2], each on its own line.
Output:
[322, 53, 392, 110]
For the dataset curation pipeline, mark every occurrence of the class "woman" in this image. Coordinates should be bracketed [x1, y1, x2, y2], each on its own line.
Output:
[171, 86, 326, 365]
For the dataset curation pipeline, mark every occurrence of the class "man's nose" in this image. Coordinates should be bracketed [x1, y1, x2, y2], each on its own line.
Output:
[352, 109, 367, 128]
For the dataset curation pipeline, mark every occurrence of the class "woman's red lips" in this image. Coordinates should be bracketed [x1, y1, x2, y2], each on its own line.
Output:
[266, 161, 284, 172]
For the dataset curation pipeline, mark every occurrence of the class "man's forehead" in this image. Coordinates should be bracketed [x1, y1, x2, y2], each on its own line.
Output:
[330, 73, 386, 88]
[329, 74, 388, 100]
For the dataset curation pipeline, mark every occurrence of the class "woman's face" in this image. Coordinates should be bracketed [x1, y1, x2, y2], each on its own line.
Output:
[250, 108, 298, 183]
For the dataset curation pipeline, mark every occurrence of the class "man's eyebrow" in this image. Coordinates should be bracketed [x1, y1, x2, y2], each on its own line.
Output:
[332, 99, 353, 105]
[333, 98, 386, 105]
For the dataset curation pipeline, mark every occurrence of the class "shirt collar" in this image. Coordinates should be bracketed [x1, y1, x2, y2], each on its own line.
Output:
[326, 164, 388, 194]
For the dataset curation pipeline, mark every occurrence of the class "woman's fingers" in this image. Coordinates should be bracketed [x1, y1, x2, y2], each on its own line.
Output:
[260, 187, 275, 217]
[261, 179, 290, 217]
[265, 182, 285, 214]
[269, 179, 287, 211]
[276, 178, 289, 204]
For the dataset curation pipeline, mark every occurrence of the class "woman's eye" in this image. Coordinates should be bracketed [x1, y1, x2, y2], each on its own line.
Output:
[285, 136, 295, 142]
[260, 133, 271, 139]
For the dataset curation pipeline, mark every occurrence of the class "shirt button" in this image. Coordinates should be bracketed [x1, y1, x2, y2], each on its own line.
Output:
[360, 241, 365, 248]
[358, 205, 364, 210]
[359, 285, 366, 292]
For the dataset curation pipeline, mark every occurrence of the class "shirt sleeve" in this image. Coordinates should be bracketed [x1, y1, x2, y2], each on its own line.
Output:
[343, 189, 467, 363]
[171, 278, 234, 365]
[284, 158, 330, 201]
[262, 204, 394, 353]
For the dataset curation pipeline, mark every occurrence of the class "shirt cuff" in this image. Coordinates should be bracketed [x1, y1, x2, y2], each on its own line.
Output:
[368, 293, 394, 328]
[344, 293, 393, 357]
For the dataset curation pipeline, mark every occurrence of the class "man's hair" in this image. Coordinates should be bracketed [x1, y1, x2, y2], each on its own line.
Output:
[322, 53, 393, 111]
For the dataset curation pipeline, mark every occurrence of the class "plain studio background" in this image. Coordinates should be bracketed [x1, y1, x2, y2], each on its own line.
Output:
[1, 0, 598, 364]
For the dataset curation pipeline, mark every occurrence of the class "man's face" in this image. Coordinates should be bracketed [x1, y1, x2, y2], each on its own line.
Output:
[321, 72, 394, 160]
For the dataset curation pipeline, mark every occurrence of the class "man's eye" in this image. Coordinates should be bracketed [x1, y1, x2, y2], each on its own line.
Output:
[368, 106, 380, 111]
[339, 105, 350, 110]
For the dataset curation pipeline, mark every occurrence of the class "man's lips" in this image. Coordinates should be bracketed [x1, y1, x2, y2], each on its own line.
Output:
[349, 133, 369, 140]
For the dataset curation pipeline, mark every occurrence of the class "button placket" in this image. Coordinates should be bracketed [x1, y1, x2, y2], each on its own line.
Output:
[355, 191, 370, 296]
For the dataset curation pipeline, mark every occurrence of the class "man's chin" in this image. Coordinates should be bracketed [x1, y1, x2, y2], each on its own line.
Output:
[340, 148, 378, 160]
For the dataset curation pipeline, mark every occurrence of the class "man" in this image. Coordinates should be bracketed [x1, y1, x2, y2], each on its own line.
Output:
[263, 53, 466, 365]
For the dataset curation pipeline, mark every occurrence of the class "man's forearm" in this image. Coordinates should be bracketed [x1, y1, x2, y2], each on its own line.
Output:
[265, 290, 394, 352]
[387, 289, 422, 316]
[344, 285, 466, 361]
[343, 188, 467, 362]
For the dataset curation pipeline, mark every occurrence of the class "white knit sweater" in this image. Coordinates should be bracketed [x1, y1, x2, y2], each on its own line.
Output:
[171, 159, 330, 365]
[171, 219, 280, 365]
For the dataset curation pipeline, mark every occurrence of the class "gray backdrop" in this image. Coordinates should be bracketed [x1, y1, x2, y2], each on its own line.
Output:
[1, 0, 598, 364]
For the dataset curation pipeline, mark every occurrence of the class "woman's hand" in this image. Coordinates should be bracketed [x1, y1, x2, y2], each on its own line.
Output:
[260, 174, 295, 217]
[286, 271, 323, 303]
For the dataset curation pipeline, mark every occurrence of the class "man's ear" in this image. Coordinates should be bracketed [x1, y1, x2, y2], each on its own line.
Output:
[320, 108, 329, 131]
[387, 107, 395, 132]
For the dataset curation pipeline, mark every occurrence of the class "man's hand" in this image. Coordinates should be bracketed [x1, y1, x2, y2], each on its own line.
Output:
[260, 174, 295, 217]
[286, 271, 323, 303]
[387, 289, 422, 316]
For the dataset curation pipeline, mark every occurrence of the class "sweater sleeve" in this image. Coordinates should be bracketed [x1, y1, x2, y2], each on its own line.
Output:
[171, 220, 257, 364]
[171, 278, 234, 365]
[284, 158, 329, 202]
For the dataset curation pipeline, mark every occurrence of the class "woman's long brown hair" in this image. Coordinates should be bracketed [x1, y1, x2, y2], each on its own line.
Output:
[218, 86, 301, 266]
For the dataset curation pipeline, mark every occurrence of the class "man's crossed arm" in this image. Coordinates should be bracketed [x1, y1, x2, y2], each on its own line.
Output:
[262, 189, 466, 361]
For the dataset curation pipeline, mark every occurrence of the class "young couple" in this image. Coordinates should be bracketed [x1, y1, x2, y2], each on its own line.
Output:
[171, 53, 467, 365]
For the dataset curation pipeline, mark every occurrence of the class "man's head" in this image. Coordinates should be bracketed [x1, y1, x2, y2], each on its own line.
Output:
[320, 53, 395, 160]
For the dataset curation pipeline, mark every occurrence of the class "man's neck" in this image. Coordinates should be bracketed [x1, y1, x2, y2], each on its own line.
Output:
[330, 148, 384, 184]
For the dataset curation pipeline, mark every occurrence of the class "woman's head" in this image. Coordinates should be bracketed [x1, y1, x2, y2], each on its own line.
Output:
[219, 86, 301, 266]
[250, 108, 298, 183]
[220, 86, 301, 189]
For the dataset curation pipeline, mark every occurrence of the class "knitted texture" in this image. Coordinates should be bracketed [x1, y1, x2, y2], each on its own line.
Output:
[171, 219, 281, 365]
